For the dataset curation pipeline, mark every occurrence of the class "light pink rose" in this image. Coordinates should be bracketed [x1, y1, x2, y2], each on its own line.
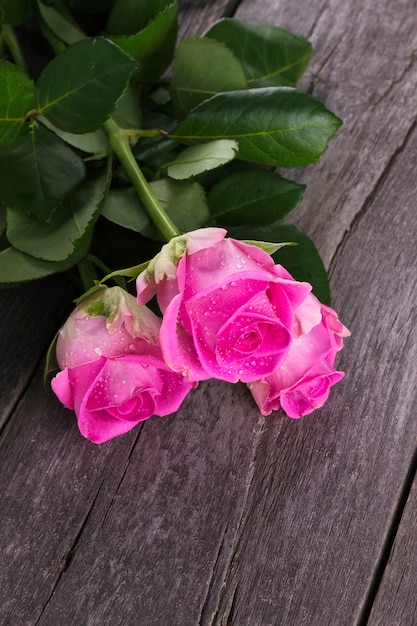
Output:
[248, 299, 350, 418]
[51, 286, 195, 443]
[136, 228, 316, 383]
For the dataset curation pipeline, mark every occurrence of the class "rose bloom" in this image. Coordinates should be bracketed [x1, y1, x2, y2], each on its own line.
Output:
[248, 297, 350, 418]
[51, 286, 195, 443]
[136, 228, 324, 384]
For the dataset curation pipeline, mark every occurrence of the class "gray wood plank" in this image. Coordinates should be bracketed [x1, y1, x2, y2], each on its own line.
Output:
[236, 0, 417, 267]
[31, 383, 261, 626]
[368, 473, 417, 626]
[1, 0, 417, 625]
[2, 370, 263, 625]
[1, 367, 142, 624]
[0, 277, 75, 429]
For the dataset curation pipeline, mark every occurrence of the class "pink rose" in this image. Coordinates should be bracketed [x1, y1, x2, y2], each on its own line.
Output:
[136, 228, 316, 383]
[51, 286, 195, 443]
[248, 298, 350, 417]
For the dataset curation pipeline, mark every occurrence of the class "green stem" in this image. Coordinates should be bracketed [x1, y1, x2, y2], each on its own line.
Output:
[104, 118, 180, 242]
[77, 258, 98, 291]
[2, 25, 28, 72]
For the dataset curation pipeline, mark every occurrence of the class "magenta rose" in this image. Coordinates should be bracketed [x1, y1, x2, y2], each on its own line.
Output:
[136, 228, 316, 383]
[51, 286, 196, 443]
[248, 297, 350, 418]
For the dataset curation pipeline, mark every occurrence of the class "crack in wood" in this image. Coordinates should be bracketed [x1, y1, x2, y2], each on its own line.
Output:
[328, 118, 417, 272]
[356, 445, 417, 625]
[197, 521, 230, 625]
[33, 478, 105, 625]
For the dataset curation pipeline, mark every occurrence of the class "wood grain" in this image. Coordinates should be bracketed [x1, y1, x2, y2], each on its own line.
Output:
[0, 277, 74, 429]
[2, 373, 264, 625]
[1, 0, 417, 625]
[368, 473, 417, 626]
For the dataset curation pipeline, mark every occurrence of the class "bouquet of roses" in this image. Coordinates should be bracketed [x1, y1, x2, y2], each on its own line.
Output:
[0, 0, 350, 443]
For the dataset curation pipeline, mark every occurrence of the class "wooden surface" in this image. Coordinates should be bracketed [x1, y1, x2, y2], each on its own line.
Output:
[1, 1, 417, 625]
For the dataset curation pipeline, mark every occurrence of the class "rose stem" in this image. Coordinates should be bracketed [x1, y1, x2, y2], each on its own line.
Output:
[104, 117, 181, 242]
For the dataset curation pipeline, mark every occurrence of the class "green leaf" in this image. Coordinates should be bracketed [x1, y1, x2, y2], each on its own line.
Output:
[111, 1, 178, 80]
[37, 0, 85, 45]
[227, 223, 330, 304]
[171, 87, 342, 167]
[106, 0, 173, 35]
[0, 124, 85, 221]
[7, 158, 112, 261]
[0, 0, 32, 26]
[0, 61, 34, 145]
[167, 139, 238, 180]
[112, 84, 142, 129]
[99, 259, 151, 284]
[208, 169, 305, 226]
[102, 178, 209, 240]
[36, 37, 137, 134]
[38, 116, 109, 154]
[101, 190, 150, 233]
[107, 0, 179, 80]
[242, 239, 296, 255]
[205, 19, 312, 88]
[0, 233, 92, 286]
[0, 203, 6, 235]
[133, 111, 178, 172]
[134, 134, 179, 173]
[170, 37, 248, 117]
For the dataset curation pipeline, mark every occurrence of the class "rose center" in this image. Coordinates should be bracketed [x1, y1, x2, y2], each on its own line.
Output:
[234, 326, 263, 354]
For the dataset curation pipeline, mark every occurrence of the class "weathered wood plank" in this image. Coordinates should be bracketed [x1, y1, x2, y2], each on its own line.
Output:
[210, 98, 417, 626]
[1, 367, 140, 624]
[0, 277, 75, 429]
[368, 472, 417, 626]
[1, 369, 263, 625]
[1, 1, 417, 625]
[236, 0, 417, 267]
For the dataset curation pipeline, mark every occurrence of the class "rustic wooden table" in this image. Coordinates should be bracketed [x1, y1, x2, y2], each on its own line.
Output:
[2, 1, 417, 624]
